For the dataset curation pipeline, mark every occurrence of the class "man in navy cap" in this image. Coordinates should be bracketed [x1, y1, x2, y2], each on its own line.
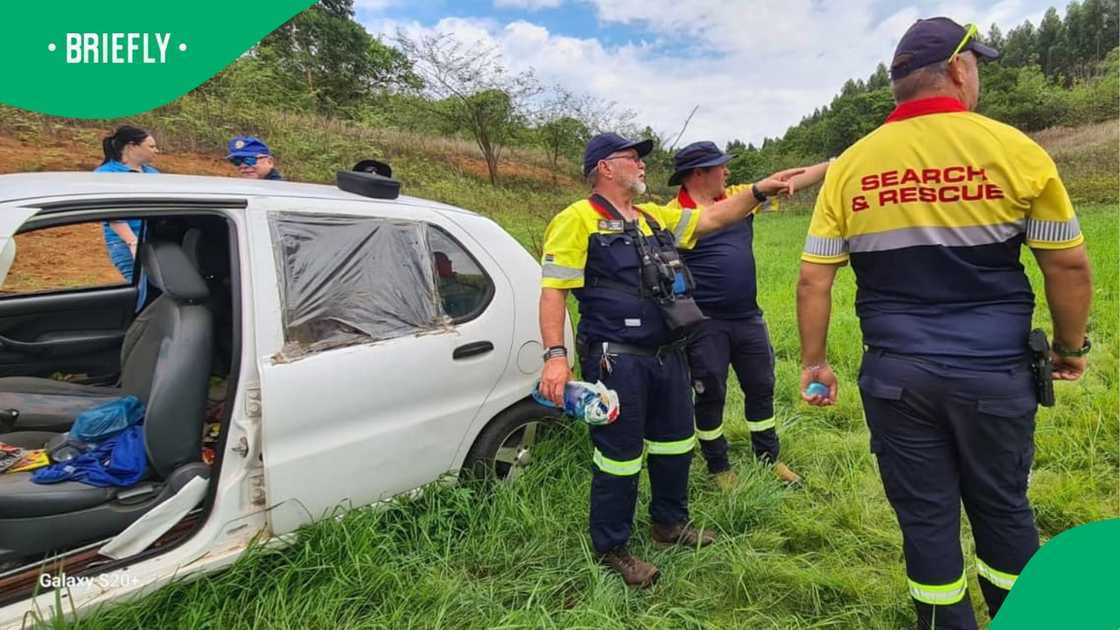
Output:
[538, 132, 801, 587]
[226, 135, 283, 180]
[667, 141, 828, 489]
[798, 17, 1091, 629]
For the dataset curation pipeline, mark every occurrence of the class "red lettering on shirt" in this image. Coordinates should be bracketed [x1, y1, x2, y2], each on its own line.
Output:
[879, 189, 899, 205]
[899, 187, 918, 203]
[861, 175, 879, 191]
[962, 185, 984, 201]
[985, 183, 1005, 199]
[881, 170, 899, 187]
[939, 187, 960, 202]
[943, 166, 966, 183]
[852, 195, 869, 212]
[922, 169, 942, 184]
[919, 187, 938, 202]
[967, 166, 987, 181]
[900, 169, 921, 185]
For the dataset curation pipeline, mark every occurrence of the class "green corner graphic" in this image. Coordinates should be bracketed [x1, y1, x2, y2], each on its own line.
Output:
[990, 518, 1120, 629]
[0, 2, 314, 118]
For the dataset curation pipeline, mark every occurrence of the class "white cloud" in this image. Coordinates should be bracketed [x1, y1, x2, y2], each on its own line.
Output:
[353, 0, 398, 11]
[494, 0, 564, 10]
[361, 0, 1058, 147]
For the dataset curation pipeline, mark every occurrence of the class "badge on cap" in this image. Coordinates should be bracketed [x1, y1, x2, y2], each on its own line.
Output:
[598, 219, 624, 233]
[234, 140, 245, 149]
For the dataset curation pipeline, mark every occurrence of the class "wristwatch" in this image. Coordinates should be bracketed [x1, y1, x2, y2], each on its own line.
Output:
[1053, 337, 1091, 357]
[542, 345, 567, 361]
[750, 183, 767, 203]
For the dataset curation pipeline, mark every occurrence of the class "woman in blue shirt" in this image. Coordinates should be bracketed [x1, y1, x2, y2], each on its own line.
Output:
[94, 126, 158, 306]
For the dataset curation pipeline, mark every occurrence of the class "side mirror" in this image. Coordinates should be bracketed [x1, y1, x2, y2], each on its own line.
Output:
[0, 238, 17, 287]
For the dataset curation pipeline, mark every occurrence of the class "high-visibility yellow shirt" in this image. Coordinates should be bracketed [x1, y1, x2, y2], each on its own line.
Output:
[802, 97, 1082, 364]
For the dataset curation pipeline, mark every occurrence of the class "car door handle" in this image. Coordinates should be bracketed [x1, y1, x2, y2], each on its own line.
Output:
[453, 341, 494, 360]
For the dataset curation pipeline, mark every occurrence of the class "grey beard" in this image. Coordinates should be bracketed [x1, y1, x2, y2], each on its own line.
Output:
[629, 180, 647, 195]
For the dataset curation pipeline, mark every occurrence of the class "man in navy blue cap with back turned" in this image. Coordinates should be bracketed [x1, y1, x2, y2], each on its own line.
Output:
[226, 135, 283, 180]
[667, 142, 828, 490]
[797, 17, 1091, 629]
[537, 132, 802, 587]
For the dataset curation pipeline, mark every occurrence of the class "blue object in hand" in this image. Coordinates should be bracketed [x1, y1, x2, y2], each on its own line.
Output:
[804, 381, 830, 398]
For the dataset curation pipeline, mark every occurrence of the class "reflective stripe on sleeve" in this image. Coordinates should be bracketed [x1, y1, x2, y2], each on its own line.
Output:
[976, 559, 1018, 591]
[908, 573, 968, 605]
[746, 418, 776, 432]
[592, 449, 642, 476]
[803, 234, 848, 258]
[1026, 216, 1081, 244]
[695, 425, 724, 441]
[673, 208, 695, 242]
[645, 435, 696, 455]
[541, 262, 583, 281]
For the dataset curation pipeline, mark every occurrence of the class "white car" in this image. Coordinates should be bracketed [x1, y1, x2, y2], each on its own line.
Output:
[0, 170, 571, 626]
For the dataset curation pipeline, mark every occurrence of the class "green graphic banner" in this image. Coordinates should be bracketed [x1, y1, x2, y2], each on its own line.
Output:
[990, 518, 1119, 628]
[0, 2, 314, 118]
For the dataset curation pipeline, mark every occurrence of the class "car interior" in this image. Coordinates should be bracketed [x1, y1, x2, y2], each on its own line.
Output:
[0, 213, 238, 574]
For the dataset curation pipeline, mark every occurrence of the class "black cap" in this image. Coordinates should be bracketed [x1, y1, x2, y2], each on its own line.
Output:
[669, 141, 731, 186]
[890, 17, 1000, 81]
[582, 132, 653, 177]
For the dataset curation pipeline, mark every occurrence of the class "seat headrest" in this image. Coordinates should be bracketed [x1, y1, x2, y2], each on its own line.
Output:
[140, 241, 209, 302]
[182, 228, 229, 279]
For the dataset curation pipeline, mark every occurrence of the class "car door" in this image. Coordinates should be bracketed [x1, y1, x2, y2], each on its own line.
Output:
[0, 206, 140, 380]
[249, 198, 515, 535]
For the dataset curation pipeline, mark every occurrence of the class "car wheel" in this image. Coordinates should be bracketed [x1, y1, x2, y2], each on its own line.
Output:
[462, 399, 561, 482]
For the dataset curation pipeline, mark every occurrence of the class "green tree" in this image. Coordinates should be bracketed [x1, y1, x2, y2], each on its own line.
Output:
[1002, 20, 1038, 67]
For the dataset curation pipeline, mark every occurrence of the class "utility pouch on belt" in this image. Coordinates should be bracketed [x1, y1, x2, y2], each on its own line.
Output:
[1028, 328, 1055, 407]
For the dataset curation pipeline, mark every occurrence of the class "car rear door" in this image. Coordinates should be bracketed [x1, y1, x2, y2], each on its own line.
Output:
[249, 198, 515, 535]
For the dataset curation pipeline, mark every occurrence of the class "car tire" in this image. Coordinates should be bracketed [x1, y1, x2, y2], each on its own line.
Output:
[461, 399, 562, 482]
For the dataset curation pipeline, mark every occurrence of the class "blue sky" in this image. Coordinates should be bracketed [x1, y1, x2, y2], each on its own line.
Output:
[356, 0, 1059, 146]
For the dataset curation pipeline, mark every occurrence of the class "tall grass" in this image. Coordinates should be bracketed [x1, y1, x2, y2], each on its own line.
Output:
[72, 203, 1118, 630]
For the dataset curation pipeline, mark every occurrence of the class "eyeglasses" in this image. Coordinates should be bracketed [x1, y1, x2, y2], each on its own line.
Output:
[602, 154, 643, 166]
[948, 23, 978, 64]
[229, 155, 260, 167]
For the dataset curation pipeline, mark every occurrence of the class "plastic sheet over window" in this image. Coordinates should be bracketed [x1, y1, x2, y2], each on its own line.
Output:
[269, 212, 447, 358]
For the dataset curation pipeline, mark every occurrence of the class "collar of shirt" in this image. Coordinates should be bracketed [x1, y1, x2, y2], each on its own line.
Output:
[676, 187, 726, 209]
[884, 96, 968, 123]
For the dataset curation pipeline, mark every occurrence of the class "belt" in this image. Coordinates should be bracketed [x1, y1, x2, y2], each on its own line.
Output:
[590, 338, 687, 358]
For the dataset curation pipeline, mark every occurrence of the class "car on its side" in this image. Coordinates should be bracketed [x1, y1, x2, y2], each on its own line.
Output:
[0, 170, 570, 626]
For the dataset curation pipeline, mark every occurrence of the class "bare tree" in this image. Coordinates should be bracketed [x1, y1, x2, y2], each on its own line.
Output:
[533, 85, 638, 182]
[396, 31, 541, 186]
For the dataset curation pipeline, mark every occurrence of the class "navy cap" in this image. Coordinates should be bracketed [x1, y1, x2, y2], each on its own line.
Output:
[582, 132, 653, 177]
[226, 135, 272, 159]
[669, 141, 731, 186]
[890, 17, 1000, 81]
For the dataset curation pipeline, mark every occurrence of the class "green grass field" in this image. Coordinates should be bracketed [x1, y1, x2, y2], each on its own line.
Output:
[72, 202, 1117, 630]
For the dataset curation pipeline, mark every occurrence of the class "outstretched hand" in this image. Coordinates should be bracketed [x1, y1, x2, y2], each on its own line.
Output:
[757, 168, 807, 197]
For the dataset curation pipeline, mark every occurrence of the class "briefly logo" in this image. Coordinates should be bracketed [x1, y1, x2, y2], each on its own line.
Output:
[47, 33, 187, 64]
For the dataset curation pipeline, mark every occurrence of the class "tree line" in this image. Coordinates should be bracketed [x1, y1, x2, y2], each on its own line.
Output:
[195, 0, 1118, 187]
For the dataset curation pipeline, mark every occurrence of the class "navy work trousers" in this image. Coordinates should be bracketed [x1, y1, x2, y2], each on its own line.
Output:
[685, 315, 779, 473]
[580, 345, 695, 554]
[859, 350, 1040, 630]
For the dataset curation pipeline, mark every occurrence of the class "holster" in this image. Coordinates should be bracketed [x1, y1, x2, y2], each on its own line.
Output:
[658, 295, 706, 333]
[1028, 328, 1055, 407]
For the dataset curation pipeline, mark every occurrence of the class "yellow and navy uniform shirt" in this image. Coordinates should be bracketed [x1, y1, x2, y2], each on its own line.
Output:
[541, 197, 701, 347]
[803, 97, 1082, 365]
[668, 184, 765, 318]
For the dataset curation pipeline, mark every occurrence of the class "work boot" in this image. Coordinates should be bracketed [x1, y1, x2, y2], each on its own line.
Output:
[599, 547, 659, 588]
[651, 522, 717, 548]
[711, 469, 738, 492]
[773, 461, 802, 485]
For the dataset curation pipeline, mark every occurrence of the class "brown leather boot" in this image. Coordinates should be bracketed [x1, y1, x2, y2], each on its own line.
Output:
[711, 469, 738, 492]
[650, 522, 717, 548]
[773, 461, 802, 485]
[600, 547, 659, 588]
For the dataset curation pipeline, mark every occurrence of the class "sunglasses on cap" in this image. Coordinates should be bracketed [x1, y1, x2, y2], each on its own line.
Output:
[229, 155, 263, 167]
[948, 23, 978, 64]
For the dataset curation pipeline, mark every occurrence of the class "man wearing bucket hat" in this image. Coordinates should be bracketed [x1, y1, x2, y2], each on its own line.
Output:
[226, 135, 283, 180]
[668, 141, 829, 490]
[797, 17, 1091, 629]
[537, 132, 802, 587]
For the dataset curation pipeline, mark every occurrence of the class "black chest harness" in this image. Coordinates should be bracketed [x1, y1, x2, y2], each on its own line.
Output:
[587, 194, 706, 333]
